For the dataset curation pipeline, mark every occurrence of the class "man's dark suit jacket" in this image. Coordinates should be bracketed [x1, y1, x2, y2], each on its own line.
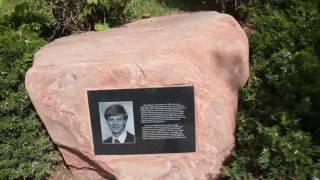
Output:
[103, 132, 135, 143]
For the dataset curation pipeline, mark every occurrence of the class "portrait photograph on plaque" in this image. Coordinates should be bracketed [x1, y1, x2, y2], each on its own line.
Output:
[87, 86, 195, 155]
[99, 101, 136, 144]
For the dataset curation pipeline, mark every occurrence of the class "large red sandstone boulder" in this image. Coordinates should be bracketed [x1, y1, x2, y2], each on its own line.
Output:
[25, 12, 249, 179]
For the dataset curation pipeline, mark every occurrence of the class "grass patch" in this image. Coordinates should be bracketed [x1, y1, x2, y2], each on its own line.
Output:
[125, 0, 179, 19]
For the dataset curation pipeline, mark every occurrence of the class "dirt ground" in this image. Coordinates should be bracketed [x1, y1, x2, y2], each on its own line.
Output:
[47, 164, 74, 180]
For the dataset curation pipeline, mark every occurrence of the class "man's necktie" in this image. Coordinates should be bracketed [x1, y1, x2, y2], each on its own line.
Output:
[114, 139, 120, 143]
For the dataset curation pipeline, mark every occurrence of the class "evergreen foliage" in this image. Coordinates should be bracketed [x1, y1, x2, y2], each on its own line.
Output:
[0, 1, 61, 179]
[223, 0, 320, 179]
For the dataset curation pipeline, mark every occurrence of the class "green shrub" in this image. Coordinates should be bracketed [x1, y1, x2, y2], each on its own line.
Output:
[0, 1, 61, 179]
[124, 0, 215, 19]
[124, 0, 178, 19]
[46, 0, 216, 33]
[48, 0, 131, 34]
[223, 0, 320, 179]
[0, 0, 56, 37]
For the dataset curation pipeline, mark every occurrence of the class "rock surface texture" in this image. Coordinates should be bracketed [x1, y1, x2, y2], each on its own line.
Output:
[26, 12, 249, 179]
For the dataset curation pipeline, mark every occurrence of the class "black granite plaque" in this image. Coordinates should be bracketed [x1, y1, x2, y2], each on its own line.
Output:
[88, 86, 195, 155]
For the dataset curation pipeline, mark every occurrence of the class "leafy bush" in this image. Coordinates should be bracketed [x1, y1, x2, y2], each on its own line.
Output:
[223, 0, 320, 179]
[48, 0, 130, 34]
[124, 0, 178, 19]
[0, 1, 61, 179]
[0, 0, 56, 37]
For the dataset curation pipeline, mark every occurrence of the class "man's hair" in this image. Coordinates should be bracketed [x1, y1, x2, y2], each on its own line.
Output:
[104, 104, 128, 120]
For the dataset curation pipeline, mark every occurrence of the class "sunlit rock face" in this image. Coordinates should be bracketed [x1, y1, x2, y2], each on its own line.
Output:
[26, 11, 249, 179]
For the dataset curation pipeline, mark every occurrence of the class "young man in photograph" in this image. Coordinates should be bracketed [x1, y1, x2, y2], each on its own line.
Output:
[103, 104, 135, 143]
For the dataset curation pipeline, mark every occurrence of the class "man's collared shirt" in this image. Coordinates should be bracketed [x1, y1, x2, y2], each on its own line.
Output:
[112, 131, 127, 143]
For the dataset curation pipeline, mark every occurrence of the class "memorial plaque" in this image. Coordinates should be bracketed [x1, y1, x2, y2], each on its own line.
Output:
[88, 86, 195, 155]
